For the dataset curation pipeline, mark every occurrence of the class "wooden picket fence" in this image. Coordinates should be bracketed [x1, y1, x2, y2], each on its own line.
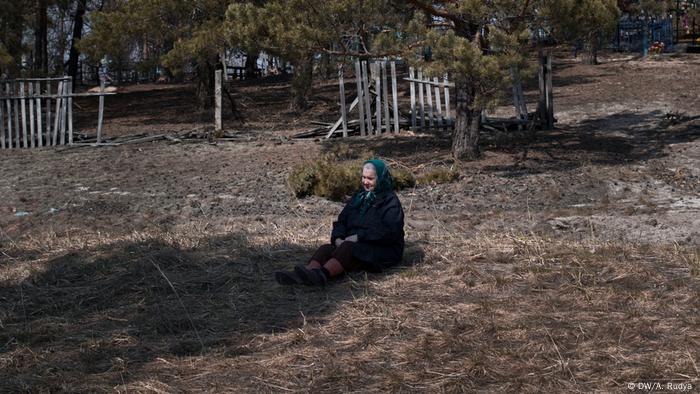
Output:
[0, 77, 116, 149]
[325, 61, 453, 138]
[326, 60, 401, 138]
[0, 77, 74, 149]
[321, 52, 554, 139]
[406, 68, 453, 132]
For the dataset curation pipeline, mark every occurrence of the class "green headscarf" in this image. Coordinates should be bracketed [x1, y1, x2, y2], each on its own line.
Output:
[351, 159, 394, 216]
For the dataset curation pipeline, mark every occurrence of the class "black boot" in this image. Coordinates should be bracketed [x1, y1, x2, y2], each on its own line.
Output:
[274, 270, 304, 286]
[294, 266, 328, 287]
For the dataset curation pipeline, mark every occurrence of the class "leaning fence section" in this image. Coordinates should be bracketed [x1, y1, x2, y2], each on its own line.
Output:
[1, 77, 116, 150]
[0, 77, 73, 149]
[325, 59, 402, 139]
[406, 68, 453, 132]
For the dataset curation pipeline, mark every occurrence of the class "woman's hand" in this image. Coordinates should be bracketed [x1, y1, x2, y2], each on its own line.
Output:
[345, 234, 358, 243]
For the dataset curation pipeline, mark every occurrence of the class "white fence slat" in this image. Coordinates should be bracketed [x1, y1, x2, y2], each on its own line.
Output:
[20, 82, 28, 147]
[338, 65, 348, 138]
[443, 75, 451, 121]
[46, 81, 51, 146]
[409, 67, 416, 131]
[326, 96, 359, 139]
[361, 61, 372, 135]
[35, 81, 42, 147]
[391, 62, 399, 134]
[433, 77, 443, 128]
[67, 80, 73, 145]
[373, 63, 381, 135]
[52, 81, 63, 146]
[60, 81, 67, 145]
[381, 61, 390, 134]
[97, 81, 105, 143]
[214, 70, 222, 131]
[354, 60, 366, 136]
[13, 83, 20, 147]
[0, 84, 5, 149]
[425, 75, 434, 129]
[417, 69, 425, 130]
[29, 82, 35, 148]
[5, 83, 12, 148]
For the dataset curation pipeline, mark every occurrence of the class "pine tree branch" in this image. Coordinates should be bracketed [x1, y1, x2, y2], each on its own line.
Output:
[317, 41, 425, 58]
[404, 0, 461, 22]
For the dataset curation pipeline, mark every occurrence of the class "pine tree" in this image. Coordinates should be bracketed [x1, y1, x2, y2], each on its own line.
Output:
[225, 0, 403, 110]
[393, 1, 619, 159]
[0, 0, 27, 76]
[80, 0, 233, 108]
[543, 0, 620, 65]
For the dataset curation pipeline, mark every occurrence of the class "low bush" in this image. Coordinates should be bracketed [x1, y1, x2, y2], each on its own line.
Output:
[416, 168, 460, 185]
[289, 156, 416, 201]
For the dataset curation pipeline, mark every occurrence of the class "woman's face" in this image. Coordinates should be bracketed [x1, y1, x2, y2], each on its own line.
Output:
[362, 166, 377, 192]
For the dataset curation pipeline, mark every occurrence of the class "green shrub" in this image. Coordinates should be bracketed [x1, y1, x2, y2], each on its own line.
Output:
[392, 167, 417, 189]
[288, 165, 318, 198]
[416, 168, 460, 186]
[289, 156, 416, 201]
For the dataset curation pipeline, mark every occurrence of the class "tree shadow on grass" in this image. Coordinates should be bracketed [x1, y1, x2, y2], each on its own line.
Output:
[0, 232, 424, 391]
[317, 110, 698, 181]
[480, 111, 698, 177]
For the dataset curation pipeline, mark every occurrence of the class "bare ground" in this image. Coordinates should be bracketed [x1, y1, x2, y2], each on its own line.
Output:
[1, 51, 699, 393]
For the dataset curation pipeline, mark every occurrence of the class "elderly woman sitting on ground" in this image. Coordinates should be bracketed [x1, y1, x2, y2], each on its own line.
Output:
[276, 159, 405, 286]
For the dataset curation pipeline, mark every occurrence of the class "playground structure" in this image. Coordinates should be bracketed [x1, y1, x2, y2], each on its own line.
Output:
[0, 77, 114, 149]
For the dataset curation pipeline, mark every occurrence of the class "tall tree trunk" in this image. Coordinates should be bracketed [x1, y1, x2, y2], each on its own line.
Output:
[34, 0, 48, 76]
[244, 52, 258, 79]
[67, 0, 87, 87]
[290, 54, 313, 110]
[196, 59, 216, 109]
[452, 79, 481, 160]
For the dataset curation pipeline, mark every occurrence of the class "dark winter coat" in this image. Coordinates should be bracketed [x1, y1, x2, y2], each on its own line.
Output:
[331, 190, 405, 270]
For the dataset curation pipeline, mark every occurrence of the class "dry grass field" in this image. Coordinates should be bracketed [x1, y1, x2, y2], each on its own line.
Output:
[1, 51, 699, 392]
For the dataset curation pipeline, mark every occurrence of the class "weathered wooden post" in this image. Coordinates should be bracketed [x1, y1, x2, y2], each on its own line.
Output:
[443, 75, 451, 126]
[20, 81, 28, 147]
[373, 63, 381, 135]
[433, 77, 443, 129]
[59, 80, 67, 145]
[546, 53, 554, 129]
[215, 69, 223, 132]
[425, 75, 434, 130]
[96, 80, 104, 144]
[46, 81, 52, 146]
[29, 82, 35, 148]
[68, 79, 74, 145]
[5, 82, 13, 148]
[538, 53, 547, 129]
[417, 69, 425, 131]
[381, 61, 390, 134]
[537, 51, 554, 130]
[355, 60, 366, 137]
[391, 62, 399, 134]
[35, 81, 42, 147]
[52, 81, 63, 146]
[13, 82, 20, 147]
[361, 61, 372, 134]
[338, 64, 348, 138]
[0, 83, 5, 149]
[409, 67, 416, 131]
